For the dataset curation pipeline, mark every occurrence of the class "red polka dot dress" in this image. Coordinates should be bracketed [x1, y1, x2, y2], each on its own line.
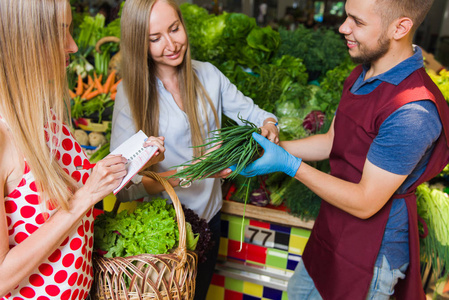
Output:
[3, 120, 94, 300]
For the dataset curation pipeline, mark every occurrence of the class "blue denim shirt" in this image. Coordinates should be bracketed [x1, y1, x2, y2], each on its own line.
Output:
[350, 46, 442, 269]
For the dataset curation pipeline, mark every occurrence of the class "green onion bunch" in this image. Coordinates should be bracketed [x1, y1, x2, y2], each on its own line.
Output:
[416, 183, 449, 278]
[171, 118, 262, 184]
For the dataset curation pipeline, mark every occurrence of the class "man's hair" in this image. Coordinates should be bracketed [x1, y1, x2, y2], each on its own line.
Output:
[374, 0, 434, 32]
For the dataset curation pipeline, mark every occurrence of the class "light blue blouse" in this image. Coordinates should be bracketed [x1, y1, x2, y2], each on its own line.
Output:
[110, 60, 277, 222]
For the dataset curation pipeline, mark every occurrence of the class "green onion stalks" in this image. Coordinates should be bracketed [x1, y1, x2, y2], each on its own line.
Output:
[170, 117, 262, 184]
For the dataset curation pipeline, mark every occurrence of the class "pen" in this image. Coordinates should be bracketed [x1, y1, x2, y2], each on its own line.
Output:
[75, 160, 130, 170]
[75, 161, 96, 170]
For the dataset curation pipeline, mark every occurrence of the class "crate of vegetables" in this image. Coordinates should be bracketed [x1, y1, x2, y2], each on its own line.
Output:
[92, 171, 198, 300]
[70, 71, 120, 131]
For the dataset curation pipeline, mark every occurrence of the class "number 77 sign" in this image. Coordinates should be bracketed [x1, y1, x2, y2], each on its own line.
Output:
[244, 225, 275, 248]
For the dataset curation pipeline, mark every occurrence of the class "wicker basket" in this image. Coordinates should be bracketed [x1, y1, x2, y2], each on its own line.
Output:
[92, 171, 198, 300]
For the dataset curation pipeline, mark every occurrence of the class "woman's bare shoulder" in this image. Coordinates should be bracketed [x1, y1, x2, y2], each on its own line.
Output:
[0, 122, 24, 196]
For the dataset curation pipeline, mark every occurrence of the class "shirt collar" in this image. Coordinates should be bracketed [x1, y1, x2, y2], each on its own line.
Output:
[359, 45, 424, 86]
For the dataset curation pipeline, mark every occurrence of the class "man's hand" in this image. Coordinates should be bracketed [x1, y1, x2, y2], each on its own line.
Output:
[232, 132, 302, 177]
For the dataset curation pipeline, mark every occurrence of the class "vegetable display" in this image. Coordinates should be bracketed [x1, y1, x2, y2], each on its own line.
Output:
[88, 131, 107, 147]
[89, 142, 111, 163]
[68, 4, 449, 288]
[275, 25, 349, 81]
[428, 69, 449, 102]
[220, 55, 309, 116]
[310, 57, 356, 121]
[181, 3, 279, 70]
[67, 2, 123, 86]
[227, 175, 262, 204]
[71, 71, 120, 123]
[416, 183, 449, 279]
[68, 1, 449, 292]
[303, 110, 325, 134]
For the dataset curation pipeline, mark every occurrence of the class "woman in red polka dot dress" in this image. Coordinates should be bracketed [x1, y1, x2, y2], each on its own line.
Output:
[0, 1, 165, 299]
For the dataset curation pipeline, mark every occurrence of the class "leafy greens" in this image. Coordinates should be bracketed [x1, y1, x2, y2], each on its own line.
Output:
[94, 198, 179, 258]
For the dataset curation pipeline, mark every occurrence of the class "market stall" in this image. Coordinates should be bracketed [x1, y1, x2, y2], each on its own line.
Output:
[67, 3, 449, 300]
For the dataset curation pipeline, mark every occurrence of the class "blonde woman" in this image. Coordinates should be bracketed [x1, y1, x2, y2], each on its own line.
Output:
[0, 0, 164, 299]
[110, 0, 279, 299]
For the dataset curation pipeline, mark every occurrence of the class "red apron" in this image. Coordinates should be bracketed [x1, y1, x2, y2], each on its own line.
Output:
[302, 66, 449, 300]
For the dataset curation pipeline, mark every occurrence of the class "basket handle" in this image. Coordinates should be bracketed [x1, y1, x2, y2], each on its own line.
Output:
[135, 171, 189, 266]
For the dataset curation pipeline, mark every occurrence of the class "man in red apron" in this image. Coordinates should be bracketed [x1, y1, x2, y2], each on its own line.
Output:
[233, 0, 449, 298]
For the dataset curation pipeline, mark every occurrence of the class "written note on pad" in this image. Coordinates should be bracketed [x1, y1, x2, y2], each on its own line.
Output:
[109, 130, 158, 194]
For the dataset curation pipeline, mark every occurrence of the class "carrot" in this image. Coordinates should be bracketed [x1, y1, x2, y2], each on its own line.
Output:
[68, 89, 76, 99]
[110, 78, 122, 93]
[103, 70, 116, 94]
[87, 75, 94, 87]
[84, 90, 100, 100]
[81, 83, 95, 99]
[94, 77, 104, 94]
[75, 74, 84, 96]
[93, 73, 103, 85]
[110, 91, 117, 100]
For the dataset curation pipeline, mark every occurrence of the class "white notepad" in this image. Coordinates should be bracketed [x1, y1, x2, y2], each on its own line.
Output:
[109, 130, 158, 194]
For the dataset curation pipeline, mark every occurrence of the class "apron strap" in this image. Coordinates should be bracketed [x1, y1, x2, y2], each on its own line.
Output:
[393, 190, 429, 238]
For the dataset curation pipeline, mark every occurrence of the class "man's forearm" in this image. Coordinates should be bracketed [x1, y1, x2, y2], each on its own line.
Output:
[281, 132, 333, 162]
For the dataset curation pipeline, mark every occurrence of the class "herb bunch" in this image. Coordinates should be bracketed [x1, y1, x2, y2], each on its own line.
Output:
[172, 118, 262, 184]
[182, 205, 213, 263]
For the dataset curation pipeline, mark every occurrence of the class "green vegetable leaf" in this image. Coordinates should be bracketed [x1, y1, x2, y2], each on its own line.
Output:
[94, 199, 179, 257]
[246, 26, 280, 53]
[185, 222, 199, 251]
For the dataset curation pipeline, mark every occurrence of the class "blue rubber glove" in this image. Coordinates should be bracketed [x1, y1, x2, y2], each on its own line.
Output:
[232, 132, 302, 177]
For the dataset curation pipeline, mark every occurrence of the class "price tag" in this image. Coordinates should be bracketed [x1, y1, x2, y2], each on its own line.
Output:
[244, 225, 275, 248]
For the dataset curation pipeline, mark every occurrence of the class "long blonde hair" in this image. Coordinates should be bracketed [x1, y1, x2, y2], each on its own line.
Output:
[120, 0, 220, 158]
[0, 0, 77, 210]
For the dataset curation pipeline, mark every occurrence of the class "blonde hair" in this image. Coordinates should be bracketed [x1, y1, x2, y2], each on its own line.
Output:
[120, 0, 220, 158]
[0, 0, 77, 210]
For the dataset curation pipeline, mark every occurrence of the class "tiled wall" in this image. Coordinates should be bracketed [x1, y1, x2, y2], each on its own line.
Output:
[207, 274, 289, 300]
[206, 214, 311, 300]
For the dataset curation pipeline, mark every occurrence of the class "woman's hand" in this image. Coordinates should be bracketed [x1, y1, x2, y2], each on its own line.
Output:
[199, 143, 233, 179]
[211, 168, 233, 179]
[143, 136, 165, 168]
[75, 154, 127, 207]
[178, 143, 232, 180]
[259, 120, 279, 145]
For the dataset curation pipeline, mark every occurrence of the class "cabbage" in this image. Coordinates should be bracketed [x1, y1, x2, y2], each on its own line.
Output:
[303, 110, 325, 134]
[276, 101, 301, 118]
[278, 116, 309, 141]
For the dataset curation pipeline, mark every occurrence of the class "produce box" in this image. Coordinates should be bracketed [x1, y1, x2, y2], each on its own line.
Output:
[74, 117, 111, 132]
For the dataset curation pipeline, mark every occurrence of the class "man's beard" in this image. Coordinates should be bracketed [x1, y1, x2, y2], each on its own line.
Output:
[351, 34, 390, 65]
